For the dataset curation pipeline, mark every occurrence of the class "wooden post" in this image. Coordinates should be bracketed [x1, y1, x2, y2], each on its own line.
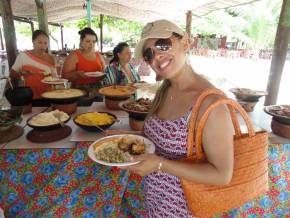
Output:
[35, 0, 50, 51]
[265, 0, 290, 105]
[0, 0, 17, 68]
[86, 0, 92, 27]
[100, 14, 104, 52]
[30, 20, 34, 33]
[60, 25, 64, 50]
[0, 28, 4, 50]
[186, 11, 192, 38]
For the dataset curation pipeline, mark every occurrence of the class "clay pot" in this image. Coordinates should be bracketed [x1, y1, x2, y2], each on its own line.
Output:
[105, 96, 129, 110]
[52, 102, 77, 114]
[5, 87, 33, 106]
[129, 117, 144, 131]
[237, 100, 258, 112]
[271, 118, 290, 139]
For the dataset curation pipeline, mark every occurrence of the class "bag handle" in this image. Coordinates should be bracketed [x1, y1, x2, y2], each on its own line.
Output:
[187, 88, 240, 157]
[193, 98, 255, 159]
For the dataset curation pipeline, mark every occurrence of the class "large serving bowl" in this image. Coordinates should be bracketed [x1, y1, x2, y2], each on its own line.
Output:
[5, 87, 33, 106]
[99, 85, 137, 110]
[229, 88, 267, 102]
[41, 88, 86, 104]
[119, 98, 153, 130]
[73, 112, 116, 132]
[27, 110, 70, 131]
[0, 108, 22, 131]
[119, 98, 152, 120]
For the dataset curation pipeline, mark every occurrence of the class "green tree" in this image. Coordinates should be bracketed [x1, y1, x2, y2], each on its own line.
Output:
[74, 16, 143, 46]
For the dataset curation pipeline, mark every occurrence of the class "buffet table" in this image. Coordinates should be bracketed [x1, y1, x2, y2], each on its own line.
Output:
[0, 102, 289, 217]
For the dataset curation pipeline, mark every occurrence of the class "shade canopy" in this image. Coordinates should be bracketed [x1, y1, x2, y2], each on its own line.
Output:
[3, 0, 259, 23]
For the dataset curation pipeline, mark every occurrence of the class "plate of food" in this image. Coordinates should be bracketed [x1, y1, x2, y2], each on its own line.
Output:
[264, 105, 290, 125]
[88, 134, 155, 166]
[84, 71, 105, 78]
[41, 76, 68, 85]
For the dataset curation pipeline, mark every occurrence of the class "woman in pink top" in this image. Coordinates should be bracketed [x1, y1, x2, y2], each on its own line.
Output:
[122, 20, 235, 217]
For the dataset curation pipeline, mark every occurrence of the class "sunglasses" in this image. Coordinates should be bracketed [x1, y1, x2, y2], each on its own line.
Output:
[143, 38, 172, 63]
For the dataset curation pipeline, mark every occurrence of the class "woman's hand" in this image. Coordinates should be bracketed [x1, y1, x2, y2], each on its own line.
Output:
[71, 71, 86, 80]
[120, 154, 164, 176]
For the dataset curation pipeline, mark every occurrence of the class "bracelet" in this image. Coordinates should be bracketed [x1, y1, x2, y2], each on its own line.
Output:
[157, 161, 163, 172]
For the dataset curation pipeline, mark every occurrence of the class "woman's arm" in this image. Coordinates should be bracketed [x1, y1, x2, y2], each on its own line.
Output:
[62, 51, 85, 81]
[127, 104, 234, 186]
[99, 53, 106, 71]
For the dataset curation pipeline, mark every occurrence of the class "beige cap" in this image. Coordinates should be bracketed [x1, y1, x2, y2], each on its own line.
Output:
[134, 19, 184, 59]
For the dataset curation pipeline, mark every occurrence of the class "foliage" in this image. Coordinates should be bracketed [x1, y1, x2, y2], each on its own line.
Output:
[191, 0, 282, 50]
[74, 16, 143, 46]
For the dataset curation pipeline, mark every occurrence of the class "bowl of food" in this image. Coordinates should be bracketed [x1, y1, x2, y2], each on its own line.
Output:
[27, 109, 70, 131]
[229, 88, 267, 102]
[88, 134, 155, 166]
[119, 98, 152, 120]
[99, 85, 137, 110]
[264, 105, 290, 125]
[0, 109, 22, 131]
[73, 111, 116, 132]
[41, 88, 86, 104]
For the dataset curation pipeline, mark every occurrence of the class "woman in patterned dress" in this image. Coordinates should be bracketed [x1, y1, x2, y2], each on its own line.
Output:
[104, 42, 140, 86]
[124, 19, 235, 217]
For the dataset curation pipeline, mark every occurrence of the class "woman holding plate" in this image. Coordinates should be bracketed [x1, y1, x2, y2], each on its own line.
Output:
[10, 30, 57, 106]
[62, 27, 106, 104]
[121, 19, 234, 217]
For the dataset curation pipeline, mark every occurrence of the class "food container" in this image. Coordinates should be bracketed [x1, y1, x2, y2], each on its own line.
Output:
[0, 108, 22, 131]
[129, 117, 145, 131]
[99, 85, 136, 110]
[5, 87, 33, 106]
[41, 88, 86, 104]
[27, 110, 70, 131]
[229, 88, 267, 102]
[73, 111, 116, 132]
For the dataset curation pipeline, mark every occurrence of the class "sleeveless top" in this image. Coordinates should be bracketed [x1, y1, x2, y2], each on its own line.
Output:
[143, 109, 195, 218]
[12, 51, 56, 99]
[74, 50, 103, 85]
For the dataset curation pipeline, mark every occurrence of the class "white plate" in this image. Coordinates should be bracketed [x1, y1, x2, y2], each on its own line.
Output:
[41, 78, 68, 85]
[84, 71, 105, 78]
[88, 134, 155, 167]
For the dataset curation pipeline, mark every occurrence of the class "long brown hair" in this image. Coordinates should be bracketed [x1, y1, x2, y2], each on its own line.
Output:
[146, 79, 171, 119]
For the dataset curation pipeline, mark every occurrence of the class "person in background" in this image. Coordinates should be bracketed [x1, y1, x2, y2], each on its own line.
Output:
[122, 19, 234, 217]
[10, 29, 57, 106]
[104, 42, 140, 86]
[62, 27, 105, 104]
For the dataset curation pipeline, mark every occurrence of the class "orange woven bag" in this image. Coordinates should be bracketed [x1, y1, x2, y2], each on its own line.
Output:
[180, 88, 269, 217]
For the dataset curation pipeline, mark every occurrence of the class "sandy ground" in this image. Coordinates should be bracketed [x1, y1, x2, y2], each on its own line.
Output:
[142, 55, 289, 105]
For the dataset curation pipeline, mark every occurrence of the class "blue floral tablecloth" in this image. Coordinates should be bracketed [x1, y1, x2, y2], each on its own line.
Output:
[0, 143, 289, 217]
